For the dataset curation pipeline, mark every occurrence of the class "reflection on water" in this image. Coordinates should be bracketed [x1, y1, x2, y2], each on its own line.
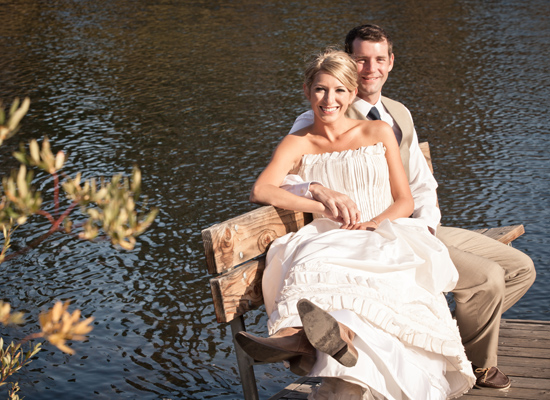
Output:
[1, 0, 549, 398]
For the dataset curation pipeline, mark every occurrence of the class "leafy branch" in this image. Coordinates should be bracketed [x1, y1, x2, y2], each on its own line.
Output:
[0, 97, 159, 398]
[0, 98, 158, 259]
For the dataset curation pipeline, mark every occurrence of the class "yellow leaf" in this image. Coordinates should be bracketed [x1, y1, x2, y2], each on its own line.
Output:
[16, 165, 28, 198]
[7, 97, 30, 131]
[56, 342, 74, 355]
[51, 301, 65, 323]
[72, 317, 94, 335]
[29, 140, 40, 163]
[54, 151, 65, 171]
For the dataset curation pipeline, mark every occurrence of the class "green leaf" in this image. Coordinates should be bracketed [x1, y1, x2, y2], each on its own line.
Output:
[8, 98, 20, 117]
[12, 151, 27, 165]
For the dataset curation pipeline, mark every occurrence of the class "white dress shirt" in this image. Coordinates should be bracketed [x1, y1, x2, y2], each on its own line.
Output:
[283, 97, 441, 232]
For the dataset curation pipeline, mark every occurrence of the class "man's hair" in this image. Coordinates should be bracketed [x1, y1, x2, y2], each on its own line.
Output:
[304, 49, 358, 93]
[344, 24, 393, 56]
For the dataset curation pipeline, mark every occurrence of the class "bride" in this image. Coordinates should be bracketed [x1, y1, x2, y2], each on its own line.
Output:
[236, 49, 475, 399]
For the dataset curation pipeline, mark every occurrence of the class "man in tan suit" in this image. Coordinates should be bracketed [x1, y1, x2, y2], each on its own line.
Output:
[285, 24, 536, 390]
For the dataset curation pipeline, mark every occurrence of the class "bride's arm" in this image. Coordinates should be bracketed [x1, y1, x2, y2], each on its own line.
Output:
[250, 137, 327, 215]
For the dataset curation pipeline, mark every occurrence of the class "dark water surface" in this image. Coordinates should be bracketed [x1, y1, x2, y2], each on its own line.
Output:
[1, 0, 549, 398]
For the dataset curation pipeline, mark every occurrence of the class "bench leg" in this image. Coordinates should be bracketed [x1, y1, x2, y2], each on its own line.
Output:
[231, 316, 260, 400]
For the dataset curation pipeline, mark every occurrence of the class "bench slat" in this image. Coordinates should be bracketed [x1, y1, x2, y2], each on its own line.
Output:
[210, 258, 265, 323]
[472, 225, 525, 245]
[202, 206, 312, 274]
[419, 142, 433, 174]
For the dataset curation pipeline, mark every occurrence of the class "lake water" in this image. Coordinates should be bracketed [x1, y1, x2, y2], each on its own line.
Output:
[1, 0, 549, 398]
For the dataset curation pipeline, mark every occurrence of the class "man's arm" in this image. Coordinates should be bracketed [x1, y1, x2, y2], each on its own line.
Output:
[408, 129, 441, 232]
[288, 110, 314, 134]
[280, 175, 316, 199]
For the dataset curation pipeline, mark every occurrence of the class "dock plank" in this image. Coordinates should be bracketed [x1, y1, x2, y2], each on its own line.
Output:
[268, 319, 550, 400]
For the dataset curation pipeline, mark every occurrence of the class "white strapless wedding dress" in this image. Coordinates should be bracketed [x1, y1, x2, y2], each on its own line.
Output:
[263, 143, 475, 400]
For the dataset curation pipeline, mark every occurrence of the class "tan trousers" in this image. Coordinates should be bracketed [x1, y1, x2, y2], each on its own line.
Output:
[436, 226, 536, 368]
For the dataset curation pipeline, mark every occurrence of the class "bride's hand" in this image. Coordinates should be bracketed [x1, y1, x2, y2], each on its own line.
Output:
[310, 184, 361, 228]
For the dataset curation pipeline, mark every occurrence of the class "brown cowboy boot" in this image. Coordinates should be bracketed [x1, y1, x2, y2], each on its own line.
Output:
[235, 327, 316, 375]
[297, 299, 358, 368]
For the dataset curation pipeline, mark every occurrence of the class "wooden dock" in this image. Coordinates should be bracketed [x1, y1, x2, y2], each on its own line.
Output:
[269, 319, 550, 400]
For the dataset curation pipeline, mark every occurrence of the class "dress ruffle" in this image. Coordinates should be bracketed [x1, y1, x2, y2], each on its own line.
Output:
[269, 261, 464, 358]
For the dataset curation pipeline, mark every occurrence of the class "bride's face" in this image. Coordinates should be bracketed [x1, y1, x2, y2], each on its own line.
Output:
[304, 72, 357, 122]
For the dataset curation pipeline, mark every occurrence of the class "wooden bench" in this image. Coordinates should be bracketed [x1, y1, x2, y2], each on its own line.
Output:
[201, 142, 525, 400]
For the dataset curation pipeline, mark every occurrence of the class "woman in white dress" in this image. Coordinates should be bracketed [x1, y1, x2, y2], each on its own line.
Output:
[236, 49, 475, 399]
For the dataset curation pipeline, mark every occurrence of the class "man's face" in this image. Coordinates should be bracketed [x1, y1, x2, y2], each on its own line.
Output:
[351, 38, 394, 104]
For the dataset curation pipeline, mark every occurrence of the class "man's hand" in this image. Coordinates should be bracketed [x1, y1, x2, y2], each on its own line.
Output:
[347, 221, 378, 231]
[309, 183, 361, 229]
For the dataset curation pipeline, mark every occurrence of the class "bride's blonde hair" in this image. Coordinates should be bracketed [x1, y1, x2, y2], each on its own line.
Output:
[304, 48, 358, 92]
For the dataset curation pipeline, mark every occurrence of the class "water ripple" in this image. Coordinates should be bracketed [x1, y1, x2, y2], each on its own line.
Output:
[1, 0, 549, 398]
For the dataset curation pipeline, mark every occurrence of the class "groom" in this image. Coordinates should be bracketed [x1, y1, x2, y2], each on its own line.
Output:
[284, 24, 536, 390]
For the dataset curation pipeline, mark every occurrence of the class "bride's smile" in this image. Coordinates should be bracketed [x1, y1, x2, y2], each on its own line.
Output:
[320, 106, 339, 113]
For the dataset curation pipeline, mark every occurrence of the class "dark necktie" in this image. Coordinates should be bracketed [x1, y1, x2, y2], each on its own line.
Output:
[367, 107, 381, 120]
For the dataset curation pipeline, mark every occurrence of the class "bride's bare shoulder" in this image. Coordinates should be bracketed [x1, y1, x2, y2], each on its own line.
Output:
[357, 120, 395, 143]
[273, 133, 315, 168]
[281, 128, 320, 151]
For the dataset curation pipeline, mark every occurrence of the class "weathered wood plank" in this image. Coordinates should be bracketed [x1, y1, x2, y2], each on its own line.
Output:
[470, 376, 550, 393]
[419, 142, 433, 173]
[498, 336, 550, 350]
[500, 319, 550, 327]
[499, 326, 550, 340]
[497, 356, 550, 379]
[475, 225, 526, 245]
[268, 377, 320, 400]
[202, 206, 311, 274]
[498, 322, 550, 344]
[461, 385, 550, 399]
[210, 258, 265, 323]
[498, 346, 550, 359]
[510, 376, 550, 391]
[418, 142, 440, 209]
